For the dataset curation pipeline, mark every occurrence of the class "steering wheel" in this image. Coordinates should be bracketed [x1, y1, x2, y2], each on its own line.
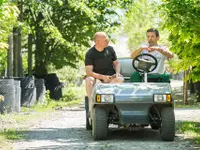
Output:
[132, 53, 158, 73]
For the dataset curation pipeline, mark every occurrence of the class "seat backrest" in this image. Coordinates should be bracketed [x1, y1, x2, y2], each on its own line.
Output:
[118, 58, 136, 80]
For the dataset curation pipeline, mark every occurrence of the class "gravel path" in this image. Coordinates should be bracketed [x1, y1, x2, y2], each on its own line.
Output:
[6, 80, 200, 150]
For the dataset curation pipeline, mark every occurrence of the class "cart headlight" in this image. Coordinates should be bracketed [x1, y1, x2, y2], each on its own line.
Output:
[154, 95, 166, 102]
[96, 94, 114, 103]
[154, 94, 171, 102]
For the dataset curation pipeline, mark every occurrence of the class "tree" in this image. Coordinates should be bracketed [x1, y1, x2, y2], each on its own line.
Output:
[0, 1, 19, 74]
[0, 0, 3, 6]
[160, 0, 200, 82]
[18, 0, 132, 77]
[123, 0, 163, 51]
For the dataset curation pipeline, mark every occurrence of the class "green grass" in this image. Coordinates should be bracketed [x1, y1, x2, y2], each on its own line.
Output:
[174, 101, 200, 109]
[0, 129, 24, 140]
[0, 113, 42, 147]
[0, 85, 85, 146]
[0, 128, 24, 150]
[5, 113, 40, 123]
[175, 104, 200, 109]
[176, 121, 200, 144]
[33, 98, 82, 112]
[0, 103, 83, 148]
[29, 85, 85, 112]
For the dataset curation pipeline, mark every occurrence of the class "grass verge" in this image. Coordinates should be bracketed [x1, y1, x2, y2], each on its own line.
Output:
[175, 103, 200, 109]
[0, 85, 85, 147]
[32, 85, 85, 112]
[0, 129, 24, 140]
[0, 128, 25, 149]
[176, 121, 200, 144]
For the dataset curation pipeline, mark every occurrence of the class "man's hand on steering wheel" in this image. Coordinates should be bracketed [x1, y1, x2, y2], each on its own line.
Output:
[141, 46, 161, 53]
[147, 46, 160, 52]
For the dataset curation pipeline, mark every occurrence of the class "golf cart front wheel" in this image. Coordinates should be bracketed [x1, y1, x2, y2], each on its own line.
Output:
[92, 106, 108, 140]
[160, 107, 175, 141]
[150, 123, 160, 130]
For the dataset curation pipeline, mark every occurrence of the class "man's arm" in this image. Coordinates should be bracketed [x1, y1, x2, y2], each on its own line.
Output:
[157, 47, 174, 59]
[85, 65, 104, 80]
[85, 65, 111, 83]
[132, 46, 174, 59]
[149, 47, 174, 59]
[113, 60, 123, 77]
[131, 46, 149, 59]
[113, 60, 120, 74]
[131, 47, 143, 59]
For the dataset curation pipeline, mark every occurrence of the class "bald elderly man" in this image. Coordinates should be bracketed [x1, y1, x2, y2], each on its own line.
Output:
[85, 32, 124, 111]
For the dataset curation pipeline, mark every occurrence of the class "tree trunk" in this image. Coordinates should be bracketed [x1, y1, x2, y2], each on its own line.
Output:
[7, 35, 13, 77]
[183, 70, 188, 105]
[18, 29, 23, 77]
[28, 34, 33, 77]
[194, 81, 200, 102]
[13, 27, 19, 77]
[35, 27, 48, 77]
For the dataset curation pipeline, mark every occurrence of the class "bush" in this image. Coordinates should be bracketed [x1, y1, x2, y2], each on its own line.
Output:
[61, 85, 82, 101]
[49, 63, 85, 85]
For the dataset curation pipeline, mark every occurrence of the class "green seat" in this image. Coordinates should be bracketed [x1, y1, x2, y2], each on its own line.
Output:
[130, 72, 143, 82]
[130, 72, 170, 83]
[147, 73, 170, 83]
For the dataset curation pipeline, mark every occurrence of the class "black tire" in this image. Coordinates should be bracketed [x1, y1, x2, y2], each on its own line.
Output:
[85, 96, 92, 130]
[92, 106, 108, 140]
[86, 115, 92, 130]
[150, 123, 160, 130]
[160, 107, 175, 141]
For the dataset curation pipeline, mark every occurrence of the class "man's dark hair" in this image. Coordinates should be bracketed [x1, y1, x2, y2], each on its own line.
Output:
[147, 28, 159, 37]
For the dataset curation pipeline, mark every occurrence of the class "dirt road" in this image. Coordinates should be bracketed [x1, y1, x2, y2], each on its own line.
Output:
[9, 107, 200, 150]
[8, 80, 200, 150]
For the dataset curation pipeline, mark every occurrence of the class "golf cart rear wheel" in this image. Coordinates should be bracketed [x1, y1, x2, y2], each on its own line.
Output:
[92, 106, 108, 140]
[85, 96, 92, 130]
[160, 107, 175, 141]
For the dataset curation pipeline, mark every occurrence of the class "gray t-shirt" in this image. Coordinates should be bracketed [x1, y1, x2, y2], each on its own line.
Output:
[139, 43, 169, 74]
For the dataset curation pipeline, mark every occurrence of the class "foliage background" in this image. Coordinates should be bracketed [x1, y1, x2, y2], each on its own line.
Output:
[160, 0, 200, 82]
[0, 1, 19, 74]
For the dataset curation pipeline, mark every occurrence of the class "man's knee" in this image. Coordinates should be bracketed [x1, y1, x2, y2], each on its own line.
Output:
[116, 77, 124, 83]
[85, 76, 95, 85]
[111, 76, 124, 83]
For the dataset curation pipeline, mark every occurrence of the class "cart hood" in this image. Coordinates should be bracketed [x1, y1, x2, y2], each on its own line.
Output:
[93, 83, 171, 98]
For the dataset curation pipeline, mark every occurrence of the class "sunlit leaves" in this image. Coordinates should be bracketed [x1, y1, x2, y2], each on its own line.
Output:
[0, 2, 19, 74]
[123, 0, 161, 50]
[20, 0, 133, 75]
[160, 0, 200, 81]
[0, 0, 3, 6]
[0, 3, 19, 42]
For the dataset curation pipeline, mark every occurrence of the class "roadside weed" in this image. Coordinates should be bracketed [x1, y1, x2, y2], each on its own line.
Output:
[176, 121, 200, 144]
[0, 128, 24, 140]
